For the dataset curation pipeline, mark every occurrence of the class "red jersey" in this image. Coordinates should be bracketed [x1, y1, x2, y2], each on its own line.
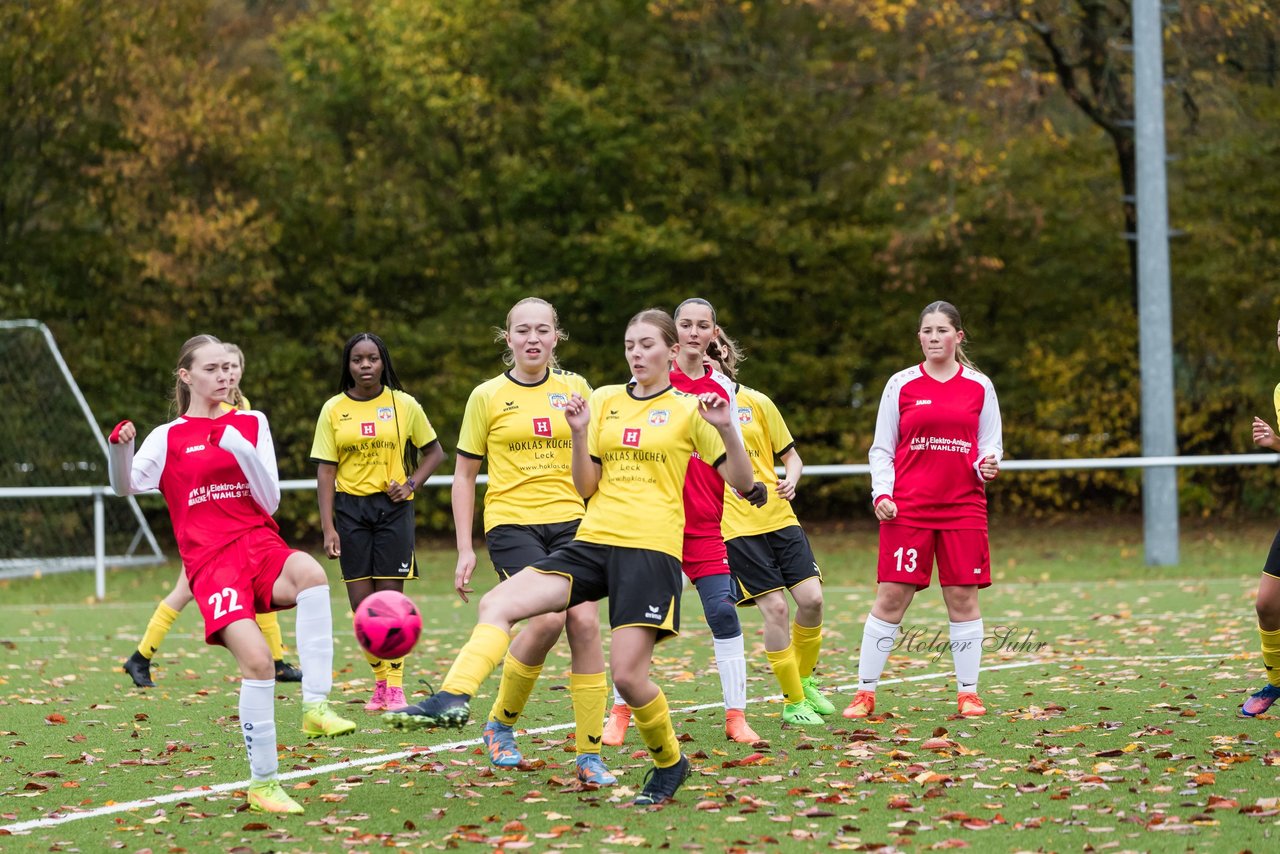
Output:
[869, 364, 1002, 530]
[109, 409, 282, 570]
[669, 364, 738, 540]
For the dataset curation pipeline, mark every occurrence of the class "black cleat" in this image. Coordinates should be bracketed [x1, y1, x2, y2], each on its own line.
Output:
[382, 690, 471, 730]
[123, 651, 155, 688]
[633, 754, 690, 806]
[274, 660, 303, 682]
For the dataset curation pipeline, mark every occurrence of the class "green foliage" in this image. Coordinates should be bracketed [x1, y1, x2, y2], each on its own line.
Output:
[2, 0, 1279, 536]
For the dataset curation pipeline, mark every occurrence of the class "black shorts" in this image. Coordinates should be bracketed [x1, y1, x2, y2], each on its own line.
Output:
[334, 492, 418, 583]
[529, 540, 683, 642]
[1265, 527, 1280, 579]
[727, 526, 821, 604]
[486, 521, 581, 580]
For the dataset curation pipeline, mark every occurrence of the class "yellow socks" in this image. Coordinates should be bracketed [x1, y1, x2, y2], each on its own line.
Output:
[386, 657, 405, 689]
[353, 612, 388, 681]
[489, 652, 543, 726]
[792, 620, 822, 679]
[570, 671, 607, 755]
[441, 624, 511, 696]
[765, 645, 805, 705]
[138, 602, 179, 659]
[255, 612, 285, 660]
[1261, 627, 1280, 689]
[631, 690, 681, 768]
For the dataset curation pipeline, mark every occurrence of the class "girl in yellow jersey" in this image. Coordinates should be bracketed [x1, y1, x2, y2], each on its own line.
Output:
[1243, 315, 1280, 717]
[386, 309, 756, 807]
[707, 336, 835, 728]
[311, 334, 447, 711]
[122, 343, 302, 687]
[452, 297, 614, 785]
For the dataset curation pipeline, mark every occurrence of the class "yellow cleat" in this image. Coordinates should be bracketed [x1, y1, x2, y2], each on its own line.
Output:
[247, 779, 304, 815]
[302, 700, 357, 738]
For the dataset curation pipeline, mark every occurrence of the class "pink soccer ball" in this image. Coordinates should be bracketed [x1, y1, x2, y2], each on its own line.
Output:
[353, 590, 422, 660]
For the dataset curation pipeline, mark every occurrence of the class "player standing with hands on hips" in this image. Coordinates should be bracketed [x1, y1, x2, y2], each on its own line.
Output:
[311, 333, 446, 712]
[109, 335, 355, 816]
[1241, 315, 1280, 717]
[846, 301, 1002, 720]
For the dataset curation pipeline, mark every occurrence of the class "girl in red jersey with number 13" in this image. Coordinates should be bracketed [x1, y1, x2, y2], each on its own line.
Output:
[846, 301, 1002, 720]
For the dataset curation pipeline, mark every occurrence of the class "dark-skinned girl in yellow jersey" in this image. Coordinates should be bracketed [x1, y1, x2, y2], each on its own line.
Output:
[310, 334, 447, 712]
[452, 298, 615, 785]
[706, 335, 836, 728]
[386, 309, 757, 807]
[1242, 314, 1280, 717]
[123, 342, 303, 687]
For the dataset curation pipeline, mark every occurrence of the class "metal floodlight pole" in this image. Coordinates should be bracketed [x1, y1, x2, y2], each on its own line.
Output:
[1133, 0, 1179, 565]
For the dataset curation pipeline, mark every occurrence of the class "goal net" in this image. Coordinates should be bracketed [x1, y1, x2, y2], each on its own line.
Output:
[0, 320, 165, 578]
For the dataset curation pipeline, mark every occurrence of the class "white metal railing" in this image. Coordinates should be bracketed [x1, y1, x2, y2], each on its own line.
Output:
[3, 453, 1278, 599]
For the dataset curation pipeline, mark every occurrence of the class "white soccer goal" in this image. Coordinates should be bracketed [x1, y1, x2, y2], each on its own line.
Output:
[0, 320, 165, 586]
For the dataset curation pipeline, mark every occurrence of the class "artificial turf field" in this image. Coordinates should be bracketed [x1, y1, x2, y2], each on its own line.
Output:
[1, 521, 1277, 852]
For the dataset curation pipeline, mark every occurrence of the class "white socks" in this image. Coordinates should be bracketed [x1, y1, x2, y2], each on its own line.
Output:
[950, 619, 984, 693]
[295, 585, 333, 704]
[857, 614, 900, 692]
[712, 634, 748, 711]
[239, 678, 277, 781]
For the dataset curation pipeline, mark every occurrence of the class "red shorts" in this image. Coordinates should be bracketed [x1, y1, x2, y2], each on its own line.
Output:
[187, 527, 298, 644]
[682, 534, 729, 581]
[876, 523, 990, 589]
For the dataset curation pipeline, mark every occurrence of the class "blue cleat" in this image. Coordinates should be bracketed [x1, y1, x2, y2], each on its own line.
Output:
[574, 753, 617, 786]
[483, 720, 522, 767]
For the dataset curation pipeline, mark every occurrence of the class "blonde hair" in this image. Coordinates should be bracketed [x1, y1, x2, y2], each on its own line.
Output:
[223, 342, 247, 410]
[493, 297, 567, 369]
[920, 300, 978, 372]
[172, 334, 223, 417]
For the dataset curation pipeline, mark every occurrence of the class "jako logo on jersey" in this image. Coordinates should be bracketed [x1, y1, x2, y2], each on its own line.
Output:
[547, 393, 569, 410]
[533, 417, 552, 437]
[737, 406, 753, 424]
[648, 409, 669, 426]
[361, 422, 376, 437]
[915, 399, 932, 406]
[623, 428, 641, 447]
[184, 444, 206, 454]
[377, 407, 394, 421]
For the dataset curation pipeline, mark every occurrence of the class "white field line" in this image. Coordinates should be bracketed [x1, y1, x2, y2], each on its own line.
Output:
[0, 651, 1237, 835]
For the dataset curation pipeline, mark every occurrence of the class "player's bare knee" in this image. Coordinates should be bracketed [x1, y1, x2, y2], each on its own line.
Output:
[564, 606, 599, 642]
[756, 593, 790, 628]
[239, 649, 275, 681]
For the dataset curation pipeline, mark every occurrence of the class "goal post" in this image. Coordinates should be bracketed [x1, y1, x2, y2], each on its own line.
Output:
[0, 319, 165, 589]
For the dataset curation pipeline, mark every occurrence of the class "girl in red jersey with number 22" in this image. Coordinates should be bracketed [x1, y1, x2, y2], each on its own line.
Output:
[109, 335, 355, 816]
[847, 302, 1002, 720]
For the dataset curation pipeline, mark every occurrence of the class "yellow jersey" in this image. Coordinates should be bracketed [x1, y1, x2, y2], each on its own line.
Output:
[576, 383, 728, 560]
[456, 368, 593, 531]
[310, 388, 438, 496]
[722, 384, 800, 539]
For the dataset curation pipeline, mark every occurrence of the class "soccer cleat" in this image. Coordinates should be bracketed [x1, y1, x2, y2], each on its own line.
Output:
[482, 720, 523, 767]
[957, 692, 987, 717]
[246, 779, 304, 815]
[724, 709, 760, 743]
[633, 754, 691, 806]
[800, 675, 836, 716]
[1241, 683, 1280, 717]
[783, 700, 826, 726]
[383, 690, 471, 730]
[364, 681, 389, 712]
[574, 753, 617, 786]
[383, 685, 406, 710]
[602, 703, 631, 746]
[842, 690, 876, 719]
[122, 651, 155, 688]
[274, 660, 303, 682]
[302, 700, 357, 738]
